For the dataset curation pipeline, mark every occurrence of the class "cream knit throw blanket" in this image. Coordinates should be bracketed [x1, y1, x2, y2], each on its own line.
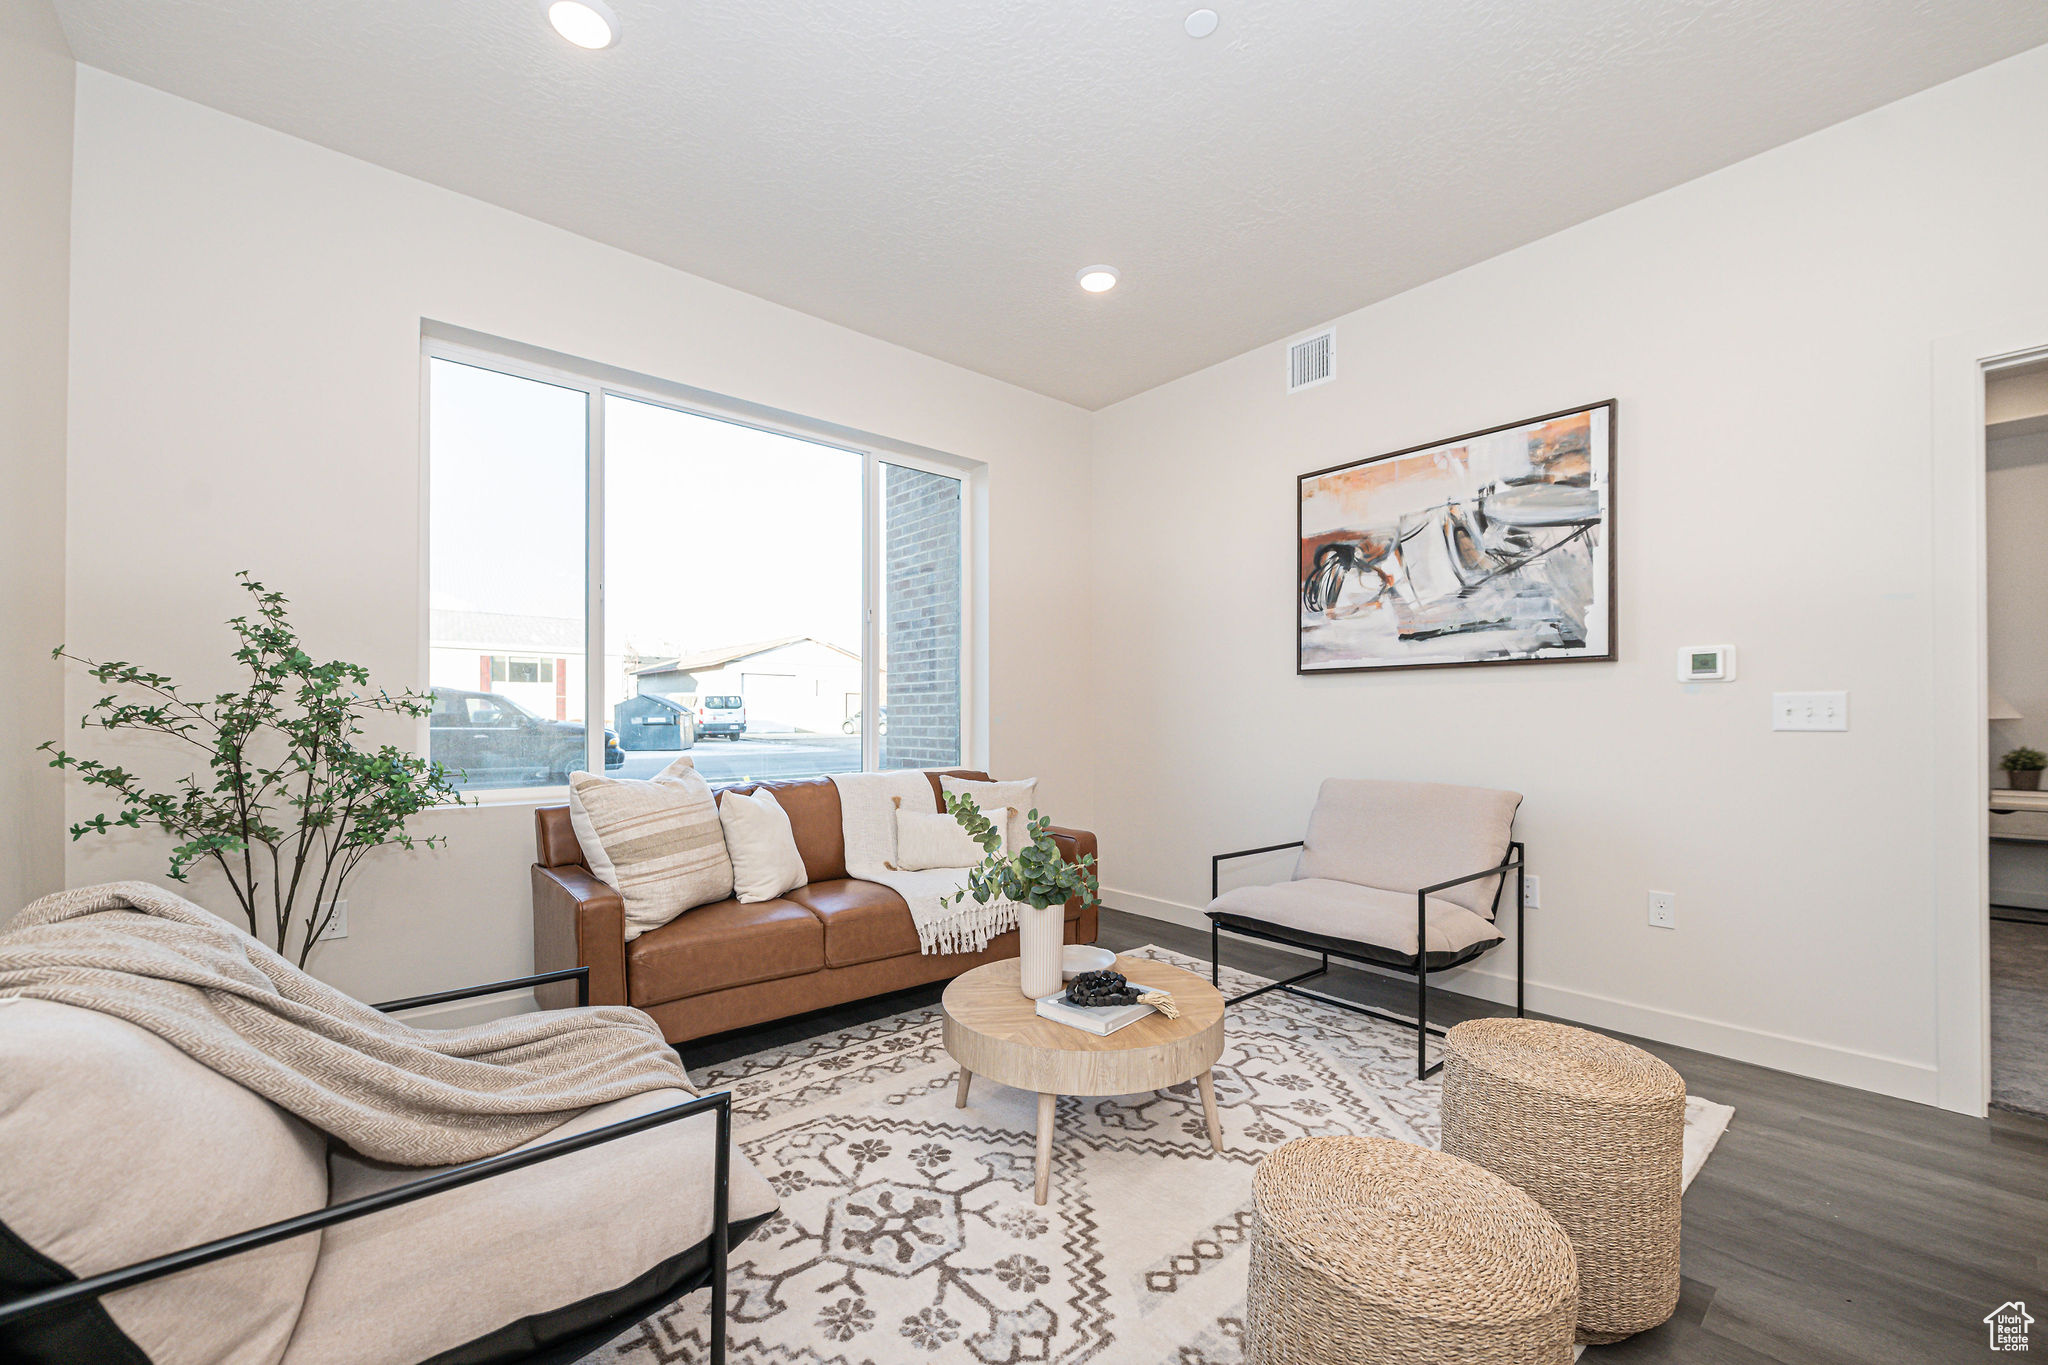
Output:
[831, 771, 1023, 955]
[0, 881, 693, 1165]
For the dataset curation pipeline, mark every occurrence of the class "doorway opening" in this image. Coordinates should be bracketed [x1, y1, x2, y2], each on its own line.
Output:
[1984, 354, 2048, 1116]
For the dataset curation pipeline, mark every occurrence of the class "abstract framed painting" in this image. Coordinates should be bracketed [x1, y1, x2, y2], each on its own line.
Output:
[1298, 400, 1616, 674]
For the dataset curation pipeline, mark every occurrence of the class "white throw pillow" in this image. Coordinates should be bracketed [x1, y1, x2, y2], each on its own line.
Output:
[939, 775, 1039, 852]
[894, 803, 1011, 871]
[568, 755, 734, 941]
[719, 787, 809, 903]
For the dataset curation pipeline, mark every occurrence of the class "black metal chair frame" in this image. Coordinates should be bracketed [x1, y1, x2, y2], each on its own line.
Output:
[0, 965, 735, 1365]
[1208, 840, 1526, 1080]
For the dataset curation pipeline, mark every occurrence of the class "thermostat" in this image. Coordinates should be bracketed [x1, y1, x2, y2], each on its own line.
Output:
[1677, 646, 1735, 682]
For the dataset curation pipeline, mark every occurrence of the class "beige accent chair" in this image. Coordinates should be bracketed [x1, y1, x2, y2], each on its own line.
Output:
[0, 968, 777, 1365]
[1206, 778, 1526, 1079]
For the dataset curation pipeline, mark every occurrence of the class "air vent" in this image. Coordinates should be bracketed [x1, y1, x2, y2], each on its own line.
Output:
[1288, 330, 1334, 392]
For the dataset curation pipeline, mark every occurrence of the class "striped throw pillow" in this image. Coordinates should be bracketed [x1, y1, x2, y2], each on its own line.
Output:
[568, 756, 735, 940]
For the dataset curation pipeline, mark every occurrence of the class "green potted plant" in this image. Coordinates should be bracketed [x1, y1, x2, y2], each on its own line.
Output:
[944, 793, 1100, 999]
[2001, 747, 2048, 791]
[42, 573, 467, 967]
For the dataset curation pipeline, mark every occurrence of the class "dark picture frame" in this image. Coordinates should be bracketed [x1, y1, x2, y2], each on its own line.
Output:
[1297, 400, 1617, 675]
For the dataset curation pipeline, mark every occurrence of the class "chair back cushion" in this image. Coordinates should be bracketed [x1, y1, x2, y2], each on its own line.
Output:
[1295, 778, 1522, 917]
[0, 997, 329, 1365]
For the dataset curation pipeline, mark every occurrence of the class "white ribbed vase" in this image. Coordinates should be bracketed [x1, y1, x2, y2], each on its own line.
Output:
[1017, 903, 1065, 999]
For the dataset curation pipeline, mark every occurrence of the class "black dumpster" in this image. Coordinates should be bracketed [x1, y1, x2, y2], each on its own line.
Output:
[614, 693, 694, 751]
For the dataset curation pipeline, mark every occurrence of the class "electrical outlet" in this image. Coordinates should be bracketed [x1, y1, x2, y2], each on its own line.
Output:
[1647, 890, 1676, 929]
[1771, 691, 1849, 732]
[318, 899, 348, 941]
[1523, 874, 1540, 909]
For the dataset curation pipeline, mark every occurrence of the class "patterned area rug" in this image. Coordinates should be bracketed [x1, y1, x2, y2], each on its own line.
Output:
[583, 946, 1733, 1365]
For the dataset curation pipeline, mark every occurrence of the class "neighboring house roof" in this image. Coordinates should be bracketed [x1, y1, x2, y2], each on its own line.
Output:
[632, 635, 859, 676]
[430, 610, 582, 652]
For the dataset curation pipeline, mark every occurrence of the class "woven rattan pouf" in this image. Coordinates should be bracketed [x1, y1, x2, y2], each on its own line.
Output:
[1244, 1135, 1577, 1365]
[1441, 1018, 1685, 1344]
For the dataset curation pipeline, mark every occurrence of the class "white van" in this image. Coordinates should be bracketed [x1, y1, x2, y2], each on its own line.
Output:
[695, 694, 747, 740]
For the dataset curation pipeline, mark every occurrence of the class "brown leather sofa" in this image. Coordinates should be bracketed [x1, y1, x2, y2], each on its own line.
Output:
[532, 769, 1099, 1044]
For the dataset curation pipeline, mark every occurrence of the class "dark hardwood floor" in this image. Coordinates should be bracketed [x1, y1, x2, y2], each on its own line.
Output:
[678, 907, 2048, 1364]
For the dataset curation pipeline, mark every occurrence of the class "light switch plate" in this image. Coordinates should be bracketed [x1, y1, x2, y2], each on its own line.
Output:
[1772, 691, 1848, 731]
[1648, 890, 1676, 929]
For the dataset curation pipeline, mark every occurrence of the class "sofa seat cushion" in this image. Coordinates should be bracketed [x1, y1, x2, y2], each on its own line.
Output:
[785, 880, 1085, 969]
[0, 998, 328, 1365]
[280, 1087, 778, 1365]
[627, 897, 823, 1007]
[1208, 879, 1502, 964]
[783, 879, 916, 967]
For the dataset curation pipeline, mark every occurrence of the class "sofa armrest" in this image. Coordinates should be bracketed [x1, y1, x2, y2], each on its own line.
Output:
[533, 864, 629, 1010]
[1047, 825, 1097, 868]
[1046, 827, 1101, 944]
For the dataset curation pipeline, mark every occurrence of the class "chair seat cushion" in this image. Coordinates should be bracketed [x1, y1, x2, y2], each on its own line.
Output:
[627, 897, 823, 1007]
[281, 1086, 777, 1365]
[1207, 879, 1503, 964]
[0, 998, 328, 1365]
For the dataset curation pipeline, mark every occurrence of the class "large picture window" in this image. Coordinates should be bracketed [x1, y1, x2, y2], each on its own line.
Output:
[426, 346, 969, 793]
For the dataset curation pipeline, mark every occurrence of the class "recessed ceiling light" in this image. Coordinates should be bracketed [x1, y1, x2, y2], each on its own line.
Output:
[545, 0, 619, 50]
[1185, 9, 1220, 39]
[1077, 266, 1120, 294]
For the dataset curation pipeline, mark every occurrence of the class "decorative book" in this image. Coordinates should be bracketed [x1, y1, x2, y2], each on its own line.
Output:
[1034, 990, 1156, 1037]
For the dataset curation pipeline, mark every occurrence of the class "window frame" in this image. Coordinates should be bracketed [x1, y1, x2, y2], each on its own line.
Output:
[420, 337, 976, 801]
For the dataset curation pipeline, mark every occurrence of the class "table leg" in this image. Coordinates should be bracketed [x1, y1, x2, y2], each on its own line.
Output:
[955, 1067, 972, 1108]
[1197, 1069, 1223, 1154]
[1034, 1092, 1056, 1205]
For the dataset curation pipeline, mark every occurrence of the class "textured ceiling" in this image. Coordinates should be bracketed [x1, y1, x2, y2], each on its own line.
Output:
[49, 1, 2048, 408]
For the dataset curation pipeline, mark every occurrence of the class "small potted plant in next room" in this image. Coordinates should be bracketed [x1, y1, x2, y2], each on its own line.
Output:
[944, 793, 1100, 999]
[2001, 747, 2048, 791]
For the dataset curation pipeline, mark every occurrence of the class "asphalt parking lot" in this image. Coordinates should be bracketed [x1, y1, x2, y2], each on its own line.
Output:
[611, 733, 861, 785]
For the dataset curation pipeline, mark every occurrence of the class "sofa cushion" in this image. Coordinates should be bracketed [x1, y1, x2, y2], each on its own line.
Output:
[1208, 879, 1503, 961]
[717, 786, 809, 904]
[627, 897, 823, 1007]
[280, 1087, 778, 1365]
[722, 777, 847, 883]
[570, 757, 736, 941]
[894, 803, 1008, 871]
[0, 997, 328, 1365]
[939, 775, 1038, 853]
[783, 879, 917, 967]
[1295, 778, 1522, 918]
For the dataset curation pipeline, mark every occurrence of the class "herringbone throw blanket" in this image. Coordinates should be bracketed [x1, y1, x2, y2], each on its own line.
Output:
[0, 881, 693, 1165]
[831, 771, 1026, 955]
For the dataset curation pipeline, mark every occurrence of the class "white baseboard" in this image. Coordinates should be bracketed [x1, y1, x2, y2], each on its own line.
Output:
[1100, 887, 1940, 1106]
[382, 989, 540, 1028]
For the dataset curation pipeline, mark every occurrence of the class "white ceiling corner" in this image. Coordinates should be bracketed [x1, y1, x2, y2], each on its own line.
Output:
[49, 0, 2048, 408]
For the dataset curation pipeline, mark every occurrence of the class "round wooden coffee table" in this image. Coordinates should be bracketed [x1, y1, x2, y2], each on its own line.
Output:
[942, 954, 1227, 1205]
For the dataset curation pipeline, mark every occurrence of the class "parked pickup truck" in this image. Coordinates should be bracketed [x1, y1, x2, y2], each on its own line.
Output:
[429, 688, 624, 787]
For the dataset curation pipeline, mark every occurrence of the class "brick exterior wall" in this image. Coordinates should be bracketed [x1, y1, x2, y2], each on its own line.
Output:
[881, 464, 962, 769]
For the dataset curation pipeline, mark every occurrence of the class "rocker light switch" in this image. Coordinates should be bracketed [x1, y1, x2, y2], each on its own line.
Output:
[1771, 691, 1848, 732]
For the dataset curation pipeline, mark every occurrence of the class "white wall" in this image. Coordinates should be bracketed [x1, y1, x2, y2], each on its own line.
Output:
[1089, 44, 2048, 1104]
[0, 0, 72, 913]
[61, 69, 1095, 1005]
